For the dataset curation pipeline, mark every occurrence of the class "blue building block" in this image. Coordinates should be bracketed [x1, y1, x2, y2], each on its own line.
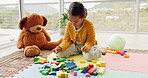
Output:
[81, 67, 88, 74]
[52, 67, 59, 71]
[92, 71, 98, 76]
[49, 71, 56, 75]
[65, 62, 77, 69]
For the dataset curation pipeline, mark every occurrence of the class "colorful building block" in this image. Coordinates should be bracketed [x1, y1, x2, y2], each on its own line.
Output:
[87, 67, 97, 75]
[92, 60, 97, 63]
[80, 60, 85, 63]
[81, 67, 88, 74]
[123, 55, 129, 58]
[56, 71, 68, 78]
[100, 61, 106, 67]
[41, 70, 49, 75]
[98, 67, 105, 75]
[73, 67, 80, 71]
[85, 73, 91, 77]
[70, 70, 77, 76]
[79, 65, 87, 70]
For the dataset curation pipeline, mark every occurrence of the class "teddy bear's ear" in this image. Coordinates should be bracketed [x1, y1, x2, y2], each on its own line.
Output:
[42, 16, 48, 26]
[18, 17, 28, 30]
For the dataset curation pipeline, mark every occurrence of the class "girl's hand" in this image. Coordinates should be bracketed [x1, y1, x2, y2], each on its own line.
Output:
[81, 46, 89, 53]
[52, 47, 62, 54]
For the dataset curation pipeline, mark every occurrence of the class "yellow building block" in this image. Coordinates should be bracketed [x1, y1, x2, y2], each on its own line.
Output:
[100, 61, 106, 67]
[98, 67, 105, 75]
[80, 60, 85, 63]
[38, 58, 47, 62]
[56, 71, 68, 78]
[96, 62, 101, 67]
[79, 65, 87, 70]
[92, 60, 97, 63]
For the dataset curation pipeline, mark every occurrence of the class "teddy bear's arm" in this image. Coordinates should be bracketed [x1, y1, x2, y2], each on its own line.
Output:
[16, 32, 24, 49]
[42, 29, 51, 42]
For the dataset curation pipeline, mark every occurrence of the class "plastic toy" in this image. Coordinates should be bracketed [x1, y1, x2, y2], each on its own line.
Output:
[108, 34, 126, 50]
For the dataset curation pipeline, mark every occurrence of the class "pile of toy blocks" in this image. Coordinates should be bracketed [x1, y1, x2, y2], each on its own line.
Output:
[34, 56, 106, 78]
[100, 49, 129, 58]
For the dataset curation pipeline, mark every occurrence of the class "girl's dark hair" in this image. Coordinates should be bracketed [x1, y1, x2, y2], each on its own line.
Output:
[68, 2, 87, 18]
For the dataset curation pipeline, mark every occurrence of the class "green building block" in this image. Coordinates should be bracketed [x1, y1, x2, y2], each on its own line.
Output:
[73, 67, 80, 71]
[34, 56, 41, 62]
[41, 70, 49, 75]
[56, 58, 65, 62]
[63, 67, 70, 71]
[66, 70, 70, 73]
[34, 61, 40, 64]
[58, 63, 65, 69]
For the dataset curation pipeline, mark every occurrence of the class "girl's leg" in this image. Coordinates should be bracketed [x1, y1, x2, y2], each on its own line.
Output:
[82, 45, 101, 61]
[56, 43, 81, 58]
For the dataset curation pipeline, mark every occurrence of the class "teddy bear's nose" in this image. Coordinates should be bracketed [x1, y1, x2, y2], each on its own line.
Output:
[36, 27, 41, 30]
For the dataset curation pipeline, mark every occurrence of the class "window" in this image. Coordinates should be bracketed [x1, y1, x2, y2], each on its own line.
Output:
[65, 0, 136, 32]
[24, 0, 59, 30]
[139, 0, 148, 32]
[0, 0, 19, 45]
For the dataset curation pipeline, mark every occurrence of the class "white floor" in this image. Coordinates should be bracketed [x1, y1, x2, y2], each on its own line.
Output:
[0, 32, 148, 58]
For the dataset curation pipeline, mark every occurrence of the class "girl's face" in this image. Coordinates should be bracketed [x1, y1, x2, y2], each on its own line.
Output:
[68, 14, 84, 27]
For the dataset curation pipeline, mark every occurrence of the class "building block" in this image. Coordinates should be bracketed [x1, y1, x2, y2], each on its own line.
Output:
[34, 61, 40, 64]
[64, 61, 70, 64]
[63, 67, 70, 71]
[81, 67, 88, 74]
[70, 70, 77, 76]
[80, 60, 85, 63]
[85, 73, 91, 77]
[87, 67, 97, 75]
[56, 71, 68, 78]
[120, 53, 126, 56]
[79, 65, 87, 70]
[92, 71, 98, 76]
[34, 56, 41, 62]
[98, 67, 105, 75]
[65, 62, 77, 69]
[52, 66, 59, 71]
[96, 63, 100, 67]
[51, 61, 60, 65]
[71, 59, 74, 62]
[100, 61, 106, 67]
[58, 62, 65, 69]
[41, 70, 49, 75]
[49, 71, 56, 75]
[73, 67, 80, 71]
[52, 58, 57, 60]
[123, 55, 129, 58]
[92, 60, 97, 63]
[88, 64, 94, 68]
[38, 61, 45, 64]
[59, 69, 65, 72]
[38, 58, 47, 62]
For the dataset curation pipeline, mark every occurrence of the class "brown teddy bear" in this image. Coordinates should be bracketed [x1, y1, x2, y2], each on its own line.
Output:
[17, 13, 63, 57]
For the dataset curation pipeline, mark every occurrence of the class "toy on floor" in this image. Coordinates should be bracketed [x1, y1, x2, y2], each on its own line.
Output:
[34, 56, 106, 77]
[100, 49, 129, 58]
[108, 34, 126, 50]
[16, 13, 63, 57]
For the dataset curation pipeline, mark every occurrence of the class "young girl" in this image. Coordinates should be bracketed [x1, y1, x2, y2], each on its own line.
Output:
[52, 2, 101, 61]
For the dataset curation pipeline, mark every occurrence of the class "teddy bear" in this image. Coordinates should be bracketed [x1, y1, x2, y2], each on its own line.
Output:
[16, 13, 63, 57]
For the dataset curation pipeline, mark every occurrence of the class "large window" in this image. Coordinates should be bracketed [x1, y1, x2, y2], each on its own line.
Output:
[0, 0, 19, 45]
[139, 0, 148, 32]
[24, 0, 59, 30]
[64, 0, 136, 32]
[0, 4, 19, 29]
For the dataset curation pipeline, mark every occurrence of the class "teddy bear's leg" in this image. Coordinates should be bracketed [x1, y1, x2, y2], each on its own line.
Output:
[42, 38, 63, 50]
[24, 45, 40, 57]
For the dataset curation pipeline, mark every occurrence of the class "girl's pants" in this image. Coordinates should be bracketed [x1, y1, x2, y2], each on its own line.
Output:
[56, 43, 101, 61]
